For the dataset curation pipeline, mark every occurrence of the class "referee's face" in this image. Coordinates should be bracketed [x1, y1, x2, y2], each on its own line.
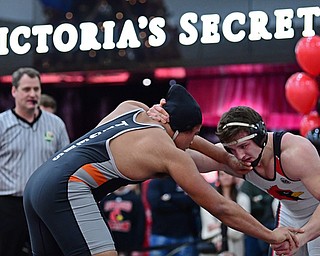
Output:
[12, 74, 41, 112]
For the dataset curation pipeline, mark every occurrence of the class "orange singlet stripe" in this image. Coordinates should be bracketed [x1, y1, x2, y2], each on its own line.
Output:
[69, 176, 84, 183]
[82, 163, 108, 186]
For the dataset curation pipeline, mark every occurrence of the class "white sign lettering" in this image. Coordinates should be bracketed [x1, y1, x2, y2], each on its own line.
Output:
[0, 6, 318, 56]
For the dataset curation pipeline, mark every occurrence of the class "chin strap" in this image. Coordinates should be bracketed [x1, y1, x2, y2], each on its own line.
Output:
[251, 135, 268, 167]
[251, 148, 264, 167]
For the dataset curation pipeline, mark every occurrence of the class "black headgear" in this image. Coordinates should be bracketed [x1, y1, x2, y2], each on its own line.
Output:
[222, 121, 268, 167]
[163, 84, 202, 132]
[222, 121, 268, 148]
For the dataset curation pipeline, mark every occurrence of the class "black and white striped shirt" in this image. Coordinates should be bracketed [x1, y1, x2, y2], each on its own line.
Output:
[0, 109, 70, 196]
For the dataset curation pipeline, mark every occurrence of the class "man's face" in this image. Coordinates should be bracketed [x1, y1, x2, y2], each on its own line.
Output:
[224, 131, 261, 164]
[12, 74, 41, 112]
[175, 124, 202, 150]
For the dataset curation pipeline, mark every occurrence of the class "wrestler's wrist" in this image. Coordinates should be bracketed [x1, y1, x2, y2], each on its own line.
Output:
[225, 153, 235, 167]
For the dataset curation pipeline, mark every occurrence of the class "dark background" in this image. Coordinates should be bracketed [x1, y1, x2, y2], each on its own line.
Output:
[0, 0, 319, 75]
[0, 0, 319, 140]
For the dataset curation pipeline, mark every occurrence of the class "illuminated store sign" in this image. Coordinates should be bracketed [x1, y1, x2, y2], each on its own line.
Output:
[0, 6, 319, 56]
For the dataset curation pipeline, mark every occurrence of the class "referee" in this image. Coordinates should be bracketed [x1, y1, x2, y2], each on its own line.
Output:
[0, 67, 70, 256]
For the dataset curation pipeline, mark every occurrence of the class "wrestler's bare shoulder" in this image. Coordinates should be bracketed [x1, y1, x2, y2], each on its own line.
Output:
[111, 125, 177, 179]
[98, 100, 149, 126]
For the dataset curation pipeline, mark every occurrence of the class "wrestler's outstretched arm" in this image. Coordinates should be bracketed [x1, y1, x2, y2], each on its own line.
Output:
[147, 99, 252, 174]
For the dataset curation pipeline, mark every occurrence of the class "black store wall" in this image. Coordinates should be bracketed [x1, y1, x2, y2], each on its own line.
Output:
[1, 0, 319, 140]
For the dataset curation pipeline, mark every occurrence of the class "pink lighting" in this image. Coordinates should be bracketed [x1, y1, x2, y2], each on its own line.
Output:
[0, 75, 11, 83]
[86, 71, 130, 84]
[154, 67, 186, 79]
[0, 70, 129, 85]
[40, 74, 63, 83]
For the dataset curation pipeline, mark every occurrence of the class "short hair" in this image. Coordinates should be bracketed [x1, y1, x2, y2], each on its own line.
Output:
[216, 106, 264, 144]
[12, 67, 41, 88]
[40, 94, 57, 113]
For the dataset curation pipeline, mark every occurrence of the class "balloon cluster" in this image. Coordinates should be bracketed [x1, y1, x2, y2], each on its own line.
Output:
[285, 35, 320, 137]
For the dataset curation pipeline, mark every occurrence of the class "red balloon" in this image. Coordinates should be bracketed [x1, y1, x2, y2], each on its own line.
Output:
[300, 111, 320, 136]
[285, 72, 319, 114]
[295, 35, 320, 76]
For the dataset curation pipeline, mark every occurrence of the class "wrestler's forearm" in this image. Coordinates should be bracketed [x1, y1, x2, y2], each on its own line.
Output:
[210, 196, 275, 243]
[300, 205, 320, 245]
[191, 136, 232, 165]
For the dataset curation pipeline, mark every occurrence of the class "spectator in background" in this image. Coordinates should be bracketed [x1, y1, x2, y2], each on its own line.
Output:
[39, 94, 57, 114]
[147, 176, 201, 256]
[140, 180, 153, 256]
[239, 181, 275, 256]
[100, 184, 146, 256]
[0, 67, 70, 256]
[200, 171, 250, 256]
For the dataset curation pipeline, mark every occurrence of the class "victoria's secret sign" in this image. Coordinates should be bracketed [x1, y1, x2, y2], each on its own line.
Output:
[0, 6, 319, 56]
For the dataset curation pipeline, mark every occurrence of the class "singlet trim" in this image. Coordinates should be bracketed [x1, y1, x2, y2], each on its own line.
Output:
[273, 131, 299, 182]
[105, 108, 165, 181]
[244, 167, 276, 182]
[95, 108, 164, 130]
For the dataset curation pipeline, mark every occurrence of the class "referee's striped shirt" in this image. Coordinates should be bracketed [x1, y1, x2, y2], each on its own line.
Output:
[0, 109, 70, 196]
